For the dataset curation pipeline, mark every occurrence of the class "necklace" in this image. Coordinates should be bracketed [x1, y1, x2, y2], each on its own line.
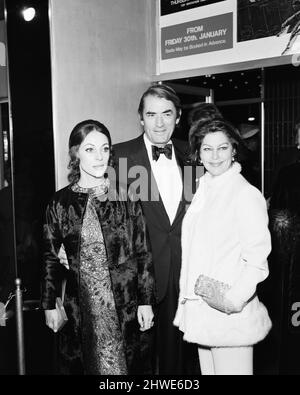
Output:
[74, 178, 110, 197]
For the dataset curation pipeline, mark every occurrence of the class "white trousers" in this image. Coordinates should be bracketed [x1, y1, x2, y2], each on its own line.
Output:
[198, 346, 253, 375]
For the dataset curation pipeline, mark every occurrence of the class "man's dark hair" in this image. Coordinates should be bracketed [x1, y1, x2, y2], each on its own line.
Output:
[138, 83, 181, 120]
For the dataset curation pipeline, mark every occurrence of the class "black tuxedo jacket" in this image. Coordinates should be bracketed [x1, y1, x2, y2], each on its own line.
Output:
[270, 162, 300, 215]
[113, 134, 197, 303]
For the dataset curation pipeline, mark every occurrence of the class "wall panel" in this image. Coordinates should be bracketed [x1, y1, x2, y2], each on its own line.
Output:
[50, 0, 156, 188]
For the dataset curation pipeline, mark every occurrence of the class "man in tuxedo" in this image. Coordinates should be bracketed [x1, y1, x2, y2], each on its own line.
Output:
[113, 84, 200, 375]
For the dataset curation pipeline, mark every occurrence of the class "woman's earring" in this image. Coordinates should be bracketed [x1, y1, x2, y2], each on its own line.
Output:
[232, 155, 235, 162]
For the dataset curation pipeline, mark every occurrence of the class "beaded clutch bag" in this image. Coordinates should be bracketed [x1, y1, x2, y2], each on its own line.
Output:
[194, 274, 231, 313]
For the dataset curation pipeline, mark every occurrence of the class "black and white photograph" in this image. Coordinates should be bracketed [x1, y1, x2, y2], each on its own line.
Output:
[1, 0, 300, 380]
[238, 0, 298, 42]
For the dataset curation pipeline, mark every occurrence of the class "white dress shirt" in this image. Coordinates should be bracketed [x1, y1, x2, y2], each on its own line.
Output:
[143, 134, 182, 224]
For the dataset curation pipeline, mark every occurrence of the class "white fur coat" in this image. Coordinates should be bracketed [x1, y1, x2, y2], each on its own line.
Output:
[174, 163, 272, 347]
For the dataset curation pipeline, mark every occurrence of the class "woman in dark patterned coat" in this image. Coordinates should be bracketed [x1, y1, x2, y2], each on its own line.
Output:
[41, 120, 156, 375]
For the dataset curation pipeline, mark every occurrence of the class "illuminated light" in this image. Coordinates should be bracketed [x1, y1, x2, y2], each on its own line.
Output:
[248, 117, 256, 122]
[22, 7, 36, 22]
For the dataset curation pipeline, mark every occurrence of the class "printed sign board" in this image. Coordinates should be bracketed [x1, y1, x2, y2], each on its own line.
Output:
[161, 12, 233, 59]
[161, 0, 226, 16]
[158, 0, 297, 75]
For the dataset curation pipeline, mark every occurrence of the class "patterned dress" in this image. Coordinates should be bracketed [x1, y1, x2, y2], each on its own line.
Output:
[72, 181, 127, 375]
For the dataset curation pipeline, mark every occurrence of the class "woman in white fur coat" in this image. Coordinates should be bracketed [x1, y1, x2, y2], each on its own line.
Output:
[174, 119, 272, 375]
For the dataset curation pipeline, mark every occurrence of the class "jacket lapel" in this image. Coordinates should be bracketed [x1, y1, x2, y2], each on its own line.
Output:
[171, 139, 195, 228]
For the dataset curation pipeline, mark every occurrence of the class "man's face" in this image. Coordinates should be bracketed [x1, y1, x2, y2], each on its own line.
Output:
[141, 95, 180, 146]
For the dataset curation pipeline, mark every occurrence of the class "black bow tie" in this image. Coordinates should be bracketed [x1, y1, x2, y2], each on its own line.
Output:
[151, 144, 172, 161]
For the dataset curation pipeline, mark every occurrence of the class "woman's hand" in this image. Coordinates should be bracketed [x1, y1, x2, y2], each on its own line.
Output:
[45, 309, 60, 333]
[201, 291, 246, 315]
[58, 245, 69, 269]
[137, 305, 154, 332]
[223, 289, 246, 314]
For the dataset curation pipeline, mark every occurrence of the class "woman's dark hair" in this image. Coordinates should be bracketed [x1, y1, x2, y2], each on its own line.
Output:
[68, 119, 114, 184]
[138, 83, 182, 120]
[188, 103, 223, 127]
[189, 118, 244, 164]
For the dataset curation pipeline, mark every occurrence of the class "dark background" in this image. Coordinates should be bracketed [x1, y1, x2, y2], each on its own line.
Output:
[6, 0, 55, 300]
[238, 0, 294, 42]
[0, 0, 56, 374]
